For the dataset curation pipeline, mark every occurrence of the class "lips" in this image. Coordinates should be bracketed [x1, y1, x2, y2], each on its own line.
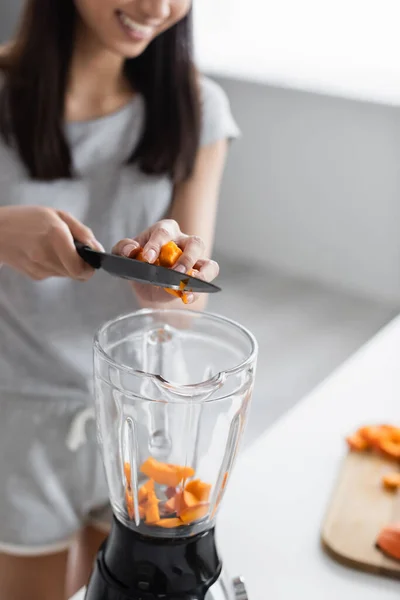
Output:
[116, 10, 154, 40]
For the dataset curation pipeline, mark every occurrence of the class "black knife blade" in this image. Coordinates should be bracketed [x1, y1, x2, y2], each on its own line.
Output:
[75, 242, 221, 294]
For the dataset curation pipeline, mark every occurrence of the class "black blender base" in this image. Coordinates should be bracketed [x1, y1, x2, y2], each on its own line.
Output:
[85, 515, 221, 600]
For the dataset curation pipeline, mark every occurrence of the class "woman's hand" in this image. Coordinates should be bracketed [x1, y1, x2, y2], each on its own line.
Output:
[0, 205, 103, 281]
[112, 219, 219, 305]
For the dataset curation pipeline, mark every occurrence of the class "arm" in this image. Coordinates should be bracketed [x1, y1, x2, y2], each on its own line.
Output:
[113, 138, 229, 311]
[166, 138, 228, 311]
[169, 138, 228, 259]
[146, 138, 228, 311]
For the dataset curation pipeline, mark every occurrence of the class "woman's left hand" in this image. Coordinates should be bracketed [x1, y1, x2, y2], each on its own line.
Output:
[112, 219, 219, 305]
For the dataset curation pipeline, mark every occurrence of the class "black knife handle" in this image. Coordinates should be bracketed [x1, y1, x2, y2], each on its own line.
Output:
[74, 241, 102, 269]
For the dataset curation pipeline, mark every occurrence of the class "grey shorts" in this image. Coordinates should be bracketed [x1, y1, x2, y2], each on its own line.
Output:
[0, 394, 112, 556]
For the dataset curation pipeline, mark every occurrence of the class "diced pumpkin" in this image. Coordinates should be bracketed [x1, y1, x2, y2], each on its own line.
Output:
[159, 241, 183, 268]
[163, 490, 198, 515]
[185, 480, 212, 503]
[138, 479, 154, 504]
[379, 439, 400, 460]
[377, 525, 400, 561]
[145, 490, 160, 525]
[180, 503, 210, 524]
[346, 433, 369, 452]
[131, 242, 194, 304]
[359, 425, 392, 447]
[125, 488, 145, 520]
[155, 518, 184, 529]
[382, 473, 400, 491]
[140, 457, 195, 487]
[388, 428, 400, 444]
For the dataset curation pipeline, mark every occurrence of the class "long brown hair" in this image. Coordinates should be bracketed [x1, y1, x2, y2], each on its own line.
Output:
[0, 0, 200, 182]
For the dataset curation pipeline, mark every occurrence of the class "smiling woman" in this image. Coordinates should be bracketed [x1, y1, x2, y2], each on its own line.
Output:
[0, 1, 239, 599]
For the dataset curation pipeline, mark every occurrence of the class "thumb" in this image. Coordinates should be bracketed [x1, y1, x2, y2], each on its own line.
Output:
[57, 210, 105, 252]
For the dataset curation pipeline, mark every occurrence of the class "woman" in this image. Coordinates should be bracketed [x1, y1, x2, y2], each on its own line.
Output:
[0, 1, 238, 598]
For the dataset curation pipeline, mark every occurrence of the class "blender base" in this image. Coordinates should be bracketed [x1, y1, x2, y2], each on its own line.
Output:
[85, 515, 223, 600]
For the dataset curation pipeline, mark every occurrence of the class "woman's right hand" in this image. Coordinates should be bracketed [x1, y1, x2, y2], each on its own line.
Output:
[0, 205, 104, 281]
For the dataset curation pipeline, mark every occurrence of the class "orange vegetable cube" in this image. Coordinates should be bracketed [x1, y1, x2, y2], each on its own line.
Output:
[379, 439, 400, 460]
[145, 490, 160, 525]
[377, 525, 400, 561]
[359, 425, 392, 447]
[382, 473, 400, 491]
[158, 242, 183, 268]
[185, 480, 211, 503]
[125, 488, 145, 520]
[155, 518, 184, 529]
[180, 503, 210, 524]
[346, 433, 369, 452]
[140, 457, 195, 487]
[138, 479, 154, 504]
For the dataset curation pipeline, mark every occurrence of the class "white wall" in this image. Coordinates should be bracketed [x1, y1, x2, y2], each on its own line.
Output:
[214, 78, 400, 305]
[0, 0, 22, 42]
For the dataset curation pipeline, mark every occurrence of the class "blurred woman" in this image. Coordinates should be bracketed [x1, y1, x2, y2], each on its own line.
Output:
[0, 1, 238, 598]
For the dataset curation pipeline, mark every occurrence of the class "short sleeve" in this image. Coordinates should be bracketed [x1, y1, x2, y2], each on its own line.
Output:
[199, 76, 240, 147]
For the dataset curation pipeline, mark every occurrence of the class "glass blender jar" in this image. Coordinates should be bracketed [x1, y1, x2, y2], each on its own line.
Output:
[86, 309, 257, 600]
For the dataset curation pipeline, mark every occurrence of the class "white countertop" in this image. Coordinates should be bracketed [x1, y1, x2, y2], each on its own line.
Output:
[216, 315, 400, 599]
[71, 315, 400, 600]
[194, 0, 400, 106]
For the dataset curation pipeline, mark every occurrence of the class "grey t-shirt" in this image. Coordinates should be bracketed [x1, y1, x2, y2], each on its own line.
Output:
[0, 77, 239, 403]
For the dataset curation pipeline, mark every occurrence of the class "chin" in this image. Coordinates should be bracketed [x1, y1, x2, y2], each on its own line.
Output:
[105, 37, 152, 59]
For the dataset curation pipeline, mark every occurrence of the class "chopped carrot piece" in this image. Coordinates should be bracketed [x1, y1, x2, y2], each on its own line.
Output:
[377, 525, 400, 561]
[162, 490, 198, 516]
[125, 488, 145, 520]
[185, 480, 211, 502]
[181, 466, 196, 480]
[379, 439, 400, 460]
[158, 242, 182, 268]
[180, 503, 210, 524]
[140, 457, 195, 487]
[138, 479, 154, 504]
[359, 425, 392, 447]
[346, 433, 369, 452]
[145, 490, 160, 525]
[382, 473, 400, 491]
[155, 518, 184, 529]
[129, 242, 194, 304]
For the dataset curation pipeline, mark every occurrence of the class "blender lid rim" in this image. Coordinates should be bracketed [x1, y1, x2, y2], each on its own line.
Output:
[93, 308, 258, 399]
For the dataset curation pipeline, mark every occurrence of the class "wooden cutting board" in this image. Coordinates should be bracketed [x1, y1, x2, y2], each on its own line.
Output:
[322, 451, 400, 579]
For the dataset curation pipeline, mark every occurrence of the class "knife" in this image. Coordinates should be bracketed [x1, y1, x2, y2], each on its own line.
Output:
[75, 242, 221, 294]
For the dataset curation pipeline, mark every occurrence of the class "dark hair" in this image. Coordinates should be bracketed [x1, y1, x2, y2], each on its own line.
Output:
[0, 0, 200, 182]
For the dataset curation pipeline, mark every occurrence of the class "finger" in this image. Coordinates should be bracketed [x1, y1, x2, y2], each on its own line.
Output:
[142, 221, 180, 264]
[57, 210, 104, 251]
[194, 259, 220, 282]
[174, 235, 206, 273]
[112, 238, 140, 258]
[50, 220, 94, 280]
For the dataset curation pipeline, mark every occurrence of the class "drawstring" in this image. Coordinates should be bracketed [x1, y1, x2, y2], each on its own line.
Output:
[66, 406, 96, 452]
